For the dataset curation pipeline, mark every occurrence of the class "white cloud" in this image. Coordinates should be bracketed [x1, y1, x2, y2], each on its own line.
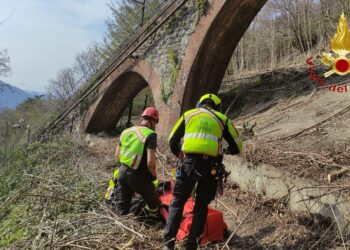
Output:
[0, 0, 110, 92]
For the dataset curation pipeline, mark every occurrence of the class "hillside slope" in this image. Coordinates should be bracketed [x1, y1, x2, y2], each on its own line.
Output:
[221, 68, 350, 185]
[1, 138, 343, 249]
[0, 80, 40, 110]
[1, 68, 349, 249]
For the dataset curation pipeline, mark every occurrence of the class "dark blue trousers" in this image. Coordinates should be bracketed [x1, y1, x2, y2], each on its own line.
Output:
[163, 156, 218, 250]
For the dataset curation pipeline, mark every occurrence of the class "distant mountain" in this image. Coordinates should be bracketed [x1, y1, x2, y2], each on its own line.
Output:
[0, 80, 43, 110]
[27, 90, 44, 96]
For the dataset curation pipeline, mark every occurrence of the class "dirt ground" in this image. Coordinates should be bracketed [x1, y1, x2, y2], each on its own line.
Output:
[83, 136, 346, 249]
[82, 68, 350, 249]
[215, 182, 342, 250]
[222, 69, 350, 186]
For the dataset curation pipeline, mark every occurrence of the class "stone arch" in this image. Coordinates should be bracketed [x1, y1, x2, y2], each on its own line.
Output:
[84, 59, 163, 133]
[83, 0, 268, 136]
[173, 0, 267, 112]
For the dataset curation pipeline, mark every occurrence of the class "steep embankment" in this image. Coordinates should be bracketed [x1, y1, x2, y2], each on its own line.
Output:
[221, 68, 350, 185]
[1, 68, 348, 249]
[220, 68, 350, 248]
[0, 140, 112, 249]
[0, 138, 343, 249]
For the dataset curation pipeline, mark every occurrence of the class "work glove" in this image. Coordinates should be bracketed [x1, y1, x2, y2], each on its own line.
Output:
[152, 179, 159, 188]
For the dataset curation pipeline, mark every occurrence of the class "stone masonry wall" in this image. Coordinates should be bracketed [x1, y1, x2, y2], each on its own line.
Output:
[136, 0, 207, 104]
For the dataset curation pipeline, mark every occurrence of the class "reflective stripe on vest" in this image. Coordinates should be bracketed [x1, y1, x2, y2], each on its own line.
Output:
[233, 136, 242, 149]
[145, 205, 159, 213]
[182, 108, 223, 157]
[119, 126, 154, 169]
[120, 150, 138, 159]
[128, 126, 147, 143]
[184, 133, 218, 142]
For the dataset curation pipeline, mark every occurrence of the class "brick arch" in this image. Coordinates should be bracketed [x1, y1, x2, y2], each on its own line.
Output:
[172, 0, 267, 114]
[84, 59, 163, 133]
[83, 0, 268, 136]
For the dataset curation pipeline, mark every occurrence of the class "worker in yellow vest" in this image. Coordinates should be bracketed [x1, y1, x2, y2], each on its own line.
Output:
[114, 107, 160, 216]
[105, 167, 159, 205]
[163, 93, 243, 250]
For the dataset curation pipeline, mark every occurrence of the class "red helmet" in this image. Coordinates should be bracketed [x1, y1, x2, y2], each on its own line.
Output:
[141, 107, 159, 123]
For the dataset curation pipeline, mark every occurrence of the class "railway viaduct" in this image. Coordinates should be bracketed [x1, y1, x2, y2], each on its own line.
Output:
[79, 0, 267, 136]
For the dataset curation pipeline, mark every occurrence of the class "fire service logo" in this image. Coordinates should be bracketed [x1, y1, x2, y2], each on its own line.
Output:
[306, 13, 350, 93]
[321, 13, 350, 77]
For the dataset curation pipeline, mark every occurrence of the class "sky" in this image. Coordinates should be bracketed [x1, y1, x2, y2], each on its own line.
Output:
[0, 0, 112, 92]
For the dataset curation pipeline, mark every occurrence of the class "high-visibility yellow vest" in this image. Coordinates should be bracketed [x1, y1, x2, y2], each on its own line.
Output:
[119, 126, 154, 169]
[105, 168, 159, 200]
[182, 108, 225, 157]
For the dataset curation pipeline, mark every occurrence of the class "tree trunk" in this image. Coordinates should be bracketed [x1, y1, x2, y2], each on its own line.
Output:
[271, 20, 276, 69]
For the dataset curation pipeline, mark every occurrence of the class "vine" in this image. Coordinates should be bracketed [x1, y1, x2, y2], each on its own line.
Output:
[196, 0, 208, 16]
[161, 48, 180, 103]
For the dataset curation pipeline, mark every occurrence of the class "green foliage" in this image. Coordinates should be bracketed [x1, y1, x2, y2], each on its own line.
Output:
[0, 147, 32, 198]
[168, 48, 180, 84]
[118, 87, 155, 127]
[161, 48, 180, 103]
[160, 84, 173, 104]
[255, 76, 262, 85]
[0, 95, 54, 147]
[162, 16, 175, 33]
[0, 139, 107, 248]
[0, 141, 73, 197]
[0, 205, 28, 247]
[195, 0, 208, 16]
[80, 99, 90, 115]
[131, 87, 154, 115]
[106, 0, 163, 48]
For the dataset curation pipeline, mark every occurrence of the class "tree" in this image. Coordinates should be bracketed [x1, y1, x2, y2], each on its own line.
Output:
[225, 0, 350, 77]
[47, 0, 163, 105]
[104, 0, 162, 127]
[1, 19, 11, 93]
[0, 95, 52, 146]
[47, 67, 78, 109]
[0, 49, 10, 76]
[74, 43, 103, 81]
[0, 50, 11, 98]
[0, 17, 11, 78]
[105, 0, 162, 50]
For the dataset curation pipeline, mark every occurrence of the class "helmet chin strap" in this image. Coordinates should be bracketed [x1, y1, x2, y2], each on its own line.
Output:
[218, 103, 222, 112]
[150, 119, 157, 130]
[141, 118, 156, 130]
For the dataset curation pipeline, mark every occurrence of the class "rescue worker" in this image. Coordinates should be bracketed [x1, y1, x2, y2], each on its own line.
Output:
[114, 107, 160, 217]
[163, 93, 243, 250]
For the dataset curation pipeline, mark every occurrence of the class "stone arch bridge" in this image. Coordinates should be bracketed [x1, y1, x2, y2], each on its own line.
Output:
[47, 0, 267, 139]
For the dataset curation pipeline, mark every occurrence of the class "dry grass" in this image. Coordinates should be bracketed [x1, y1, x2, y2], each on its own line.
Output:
[156, 142, 348, 249]
[1, 138, 349, 249]
[243, 139, 350, 185]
